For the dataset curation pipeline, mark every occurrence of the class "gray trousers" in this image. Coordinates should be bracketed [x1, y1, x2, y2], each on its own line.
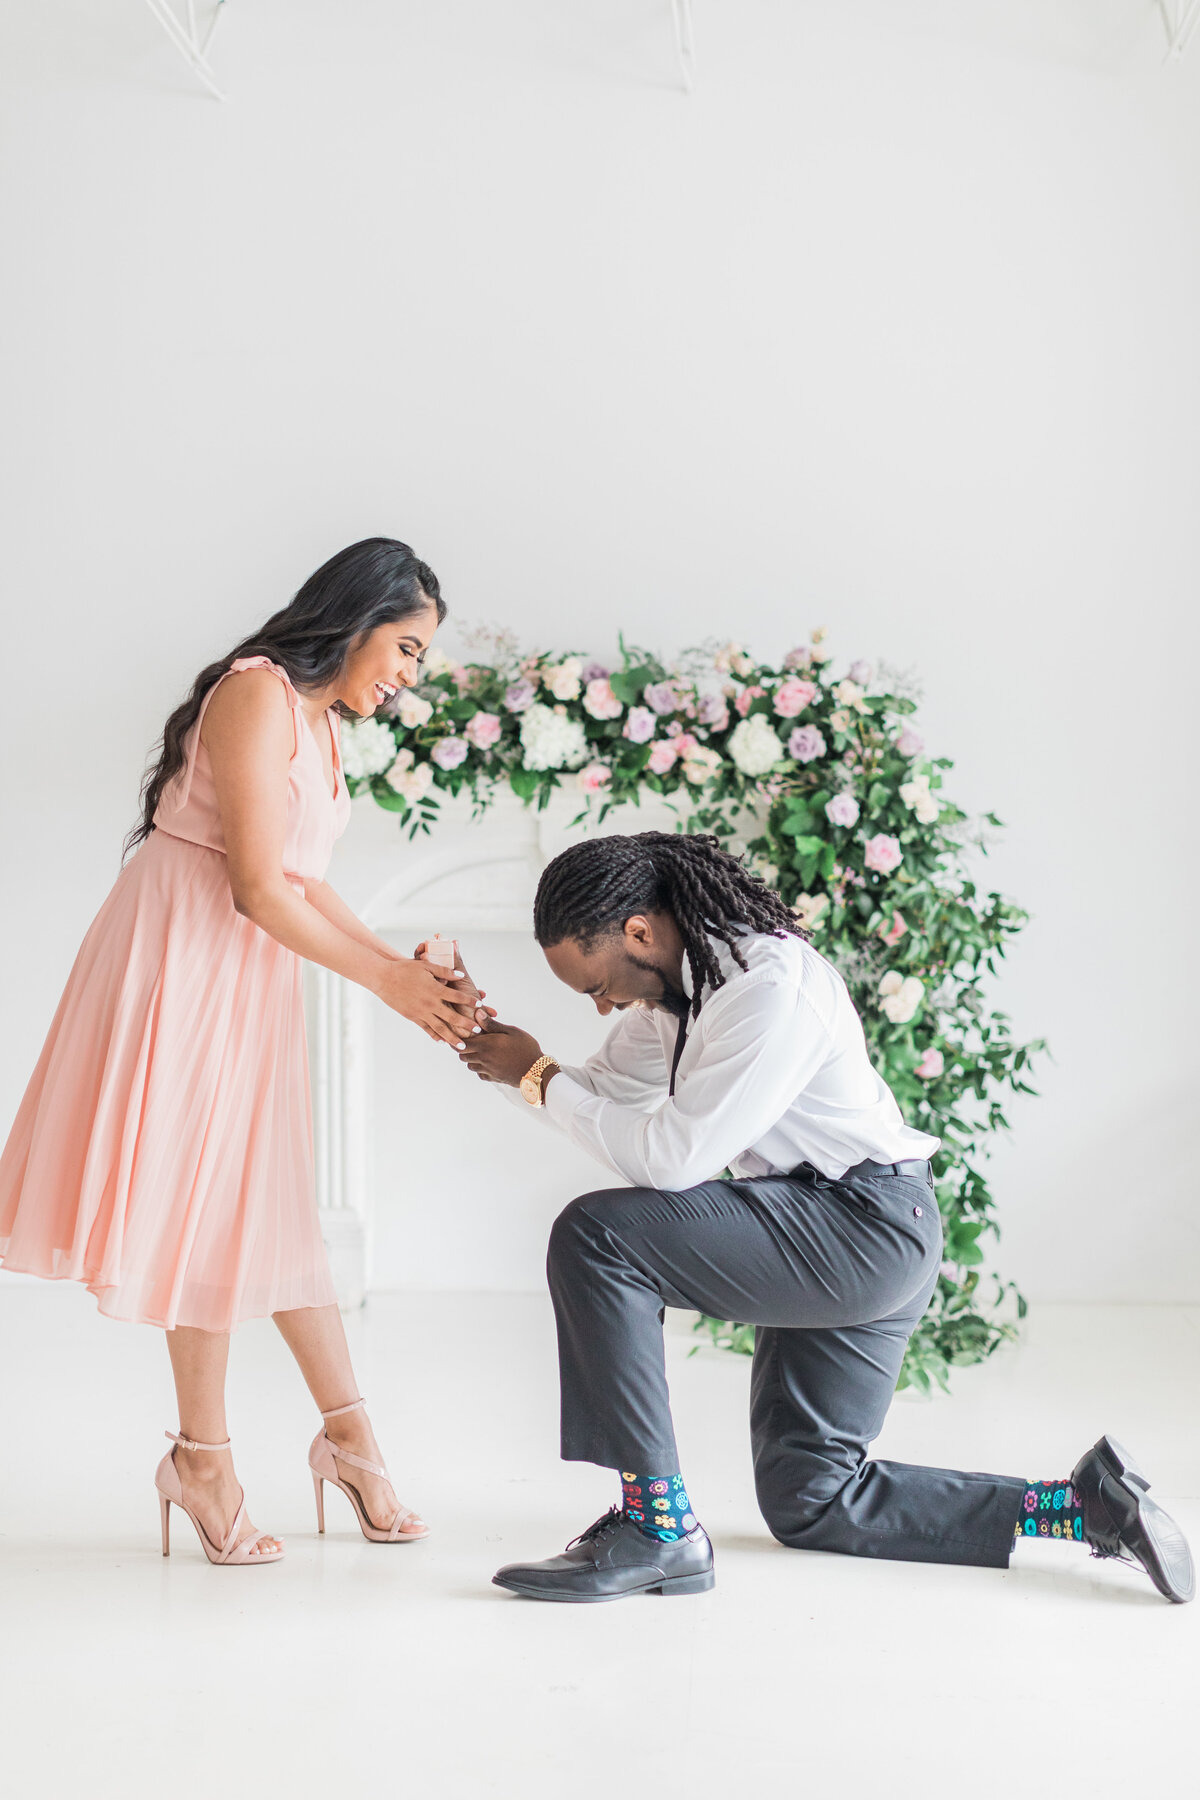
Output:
[547, 1160, 1026, 1568]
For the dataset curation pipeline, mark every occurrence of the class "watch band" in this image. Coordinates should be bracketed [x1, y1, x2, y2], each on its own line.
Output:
[522, 1054, 559, 1101]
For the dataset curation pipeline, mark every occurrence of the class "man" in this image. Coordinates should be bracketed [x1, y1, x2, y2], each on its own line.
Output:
[453, 830, 1193, 1605]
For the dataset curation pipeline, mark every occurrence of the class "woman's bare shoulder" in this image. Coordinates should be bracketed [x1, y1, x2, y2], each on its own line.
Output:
[201, 664, 293, 749]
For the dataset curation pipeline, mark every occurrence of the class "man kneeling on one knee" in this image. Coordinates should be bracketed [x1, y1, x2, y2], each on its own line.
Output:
[445, 831, 1194, 1607]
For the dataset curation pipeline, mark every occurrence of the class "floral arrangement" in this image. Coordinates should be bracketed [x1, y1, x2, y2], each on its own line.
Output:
[341, 626, 1043, 1395]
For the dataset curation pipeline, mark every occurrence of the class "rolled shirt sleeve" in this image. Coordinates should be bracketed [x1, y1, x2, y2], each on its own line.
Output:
[543, 975, 831, 1190]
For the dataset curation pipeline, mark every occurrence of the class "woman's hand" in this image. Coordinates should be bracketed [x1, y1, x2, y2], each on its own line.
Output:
[374, 957, 482, 1048]
[458, 1020, 545, 1086]
[413, 940, 493, 1029]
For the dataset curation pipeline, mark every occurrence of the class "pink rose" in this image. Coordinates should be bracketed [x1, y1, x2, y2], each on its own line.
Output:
[896, 726, 924, 758]
[734, 685, 765, 718]
[646, 739, 678, 775]
[623, 706, 657, 744]
[431, 735, 469, 771]
[671, 732, 698, 760]
[878, 909, 907, 947]
[825, 793, 860, 828]
[788, 724, 826, 764]
[464, 711, 502, 751]
[773, 678, 818, 718]
[576, 761, 612, 793]
[864, 833, 903, 874]
[915, 1047, 944, 1080]
[583, 678, 623, 721]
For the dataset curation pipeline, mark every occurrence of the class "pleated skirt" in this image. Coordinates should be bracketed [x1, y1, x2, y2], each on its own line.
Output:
[0, 829, 337, 1330]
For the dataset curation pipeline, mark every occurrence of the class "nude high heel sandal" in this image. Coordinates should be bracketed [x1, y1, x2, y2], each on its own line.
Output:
[155, 1431, 284, 1566]
[308, 1398, 429, 1543]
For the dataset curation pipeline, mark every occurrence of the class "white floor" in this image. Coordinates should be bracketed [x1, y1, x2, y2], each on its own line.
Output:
[1, 1285, 1196, 1798]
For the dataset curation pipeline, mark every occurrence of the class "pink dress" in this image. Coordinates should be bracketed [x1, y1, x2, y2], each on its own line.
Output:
[0, 658, 352, 1331]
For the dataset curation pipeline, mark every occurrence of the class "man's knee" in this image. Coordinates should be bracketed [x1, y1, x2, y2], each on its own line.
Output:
[755, 1453, 856, 1546]
[546, 1187, 652, 1286]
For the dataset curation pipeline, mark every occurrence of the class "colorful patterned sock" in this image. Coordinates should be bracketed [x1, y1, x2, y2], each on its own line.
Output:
[619, 1470, 697, 1541]
[1013, 1477, 1085, 1544]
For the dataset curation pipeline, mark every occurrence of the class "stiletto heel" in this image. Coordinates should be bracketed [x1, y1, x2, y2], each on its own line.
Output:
[307, 1397, 428, 1544]
[154, 1430, 284, 1566]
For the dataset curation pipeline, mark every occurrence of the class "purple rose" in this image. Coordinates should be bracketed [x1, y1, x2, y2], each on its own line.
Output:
[582, 661, 610, 684]
[696, 691, 730, 730]
[504, 678, 537, 714]
[849, 660, 872, 686]
[643, 681, 679, 716]
[431, 735, 469, 770]
[622, 705, 656, 744]
[788, 724, 826, 764]
[825, 793, 860, 828]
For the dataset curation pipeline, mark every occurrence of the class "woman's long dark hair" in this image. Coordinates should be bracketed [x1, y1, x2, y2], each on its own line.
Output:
[124, 537, 442, 859]
[533, 831, 807, 1017]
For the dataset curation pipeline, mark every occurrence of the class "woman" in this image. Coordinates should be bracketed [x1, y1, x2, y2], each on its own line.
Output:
[0, 537, 482, 1564]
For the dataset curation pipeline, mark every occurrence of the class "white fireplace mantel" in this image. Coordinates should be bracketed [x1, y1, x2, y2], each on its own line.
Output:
[306, 786, 687, 1307]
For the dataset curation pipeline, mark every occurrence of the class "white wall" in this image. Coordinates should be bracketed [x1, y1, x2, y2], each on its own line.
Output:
[2, 1, 1197, 1302]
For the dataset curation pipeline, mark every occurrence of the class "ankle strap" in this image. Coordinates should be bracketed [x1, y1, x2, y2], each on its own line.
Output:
[165, 1430, 231, 1452]
[320, 1397, 366, 1420]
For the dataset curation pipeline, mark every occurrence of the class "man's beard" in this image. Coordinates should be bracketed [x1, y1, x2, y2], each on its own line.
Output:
[625, 953, 690, 1020]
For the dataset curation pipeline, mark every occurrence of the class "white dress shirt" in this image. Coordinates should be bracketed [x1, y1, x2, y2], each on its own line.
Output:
[507, 928, 940, 1191]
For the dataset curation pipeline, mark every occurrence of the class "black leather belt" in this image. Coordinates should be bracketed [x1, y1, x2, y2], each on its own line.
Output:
[841, 1157, 932, 1184]
[792, 1157, 932, 1184]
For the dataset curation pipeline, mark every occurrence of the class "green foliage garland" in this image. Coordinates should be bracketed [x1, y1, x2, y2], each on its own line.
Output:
[340, 626, 1043, 1394]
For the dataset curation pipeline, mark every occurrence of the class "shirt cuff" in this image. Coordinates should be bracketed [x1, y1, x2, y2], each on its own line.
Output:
[544, 1069, 593, 1126]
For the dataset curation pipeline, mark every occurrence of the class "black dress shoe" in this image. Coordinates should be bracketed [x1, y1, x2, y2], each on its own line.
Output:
[493, 1508, 715, 1603]
[1072, 1434, 1195, 1604]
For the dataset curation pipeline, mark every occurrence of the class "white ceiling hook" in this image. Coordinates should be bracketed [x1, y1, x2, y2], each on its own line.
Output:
[1158, 0, 1200, 59]
[671, 0, 696, 94]
[142, 0, 229, 100]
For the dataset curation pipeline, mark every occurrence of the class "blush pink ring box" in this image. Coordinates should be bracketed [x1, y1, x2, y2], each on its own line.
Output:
[424, 935, 458, 971]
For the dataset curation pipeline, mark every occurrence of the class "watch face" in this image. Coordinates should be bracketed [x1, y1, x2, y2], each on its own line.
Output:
[520, 1077, 538, 1104]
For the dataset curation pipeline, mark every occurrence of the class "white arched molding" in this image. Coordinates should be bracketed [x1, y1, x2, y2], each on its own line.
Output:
[306, 787, 683, 1308]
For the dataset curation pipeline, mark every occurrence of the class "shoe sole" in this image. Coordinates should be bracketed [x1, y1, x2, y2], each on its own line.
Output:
[492, 1569, 715, 1603]
[1097, 1476, 1196, 1604]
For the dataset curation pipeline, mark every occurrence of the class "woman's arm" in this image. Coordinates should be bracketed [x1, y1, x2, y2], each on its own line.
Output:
[304, 878, 403, 962]
[202, 670, 470, 1048]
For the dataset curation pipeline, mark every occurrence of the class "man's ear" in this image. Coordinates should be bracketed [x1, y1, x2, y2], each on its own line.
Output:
[623, 913, 656, 949]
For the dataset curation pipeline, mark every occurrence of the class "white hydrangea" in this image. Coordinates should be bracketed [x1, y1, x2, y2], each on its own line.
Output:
[340, 716, 398, 780]
[728, 714, 784, 777]
[519, 702, 589, 771]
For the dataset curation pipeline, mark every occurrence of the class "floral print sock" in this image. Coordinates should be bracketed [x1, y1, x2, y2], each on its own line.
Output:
[619, 1471, 697, 1541]
[1013, 1478, 1085, 1544]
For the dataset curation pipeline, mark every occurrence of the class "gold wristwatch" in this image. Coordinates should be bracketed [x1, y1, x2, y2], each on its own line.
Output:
[520, 1054, 560, 1106]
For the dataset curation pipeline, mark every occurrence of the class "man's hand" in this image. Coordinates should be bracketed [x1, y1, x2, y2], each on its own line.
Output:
[458, 1020, 545, 1087]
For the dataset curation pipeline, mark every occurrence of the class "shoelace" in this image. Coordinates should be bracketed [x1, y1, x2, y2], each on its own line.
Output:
[566, 1507, 622, 1552]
